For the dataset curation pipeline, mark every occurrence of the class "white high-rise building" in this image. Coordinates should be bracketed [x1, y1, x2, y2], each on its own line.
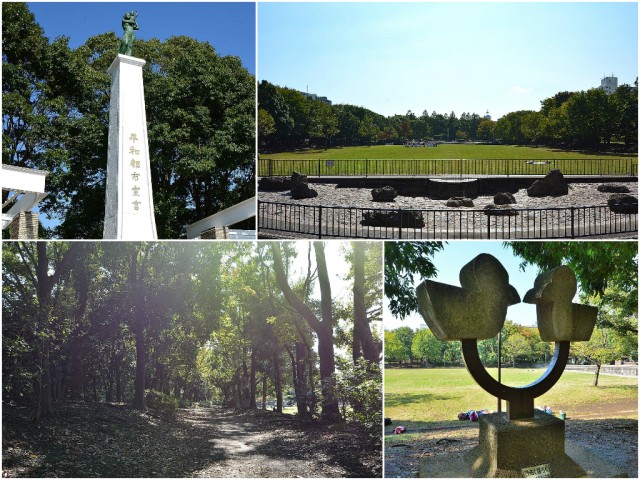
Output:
[599, 75, 618, 95]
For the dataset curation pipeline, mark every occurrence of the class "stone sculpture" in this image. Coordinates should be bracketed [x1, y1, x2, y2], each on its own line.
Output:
[415, 254, 599, 477]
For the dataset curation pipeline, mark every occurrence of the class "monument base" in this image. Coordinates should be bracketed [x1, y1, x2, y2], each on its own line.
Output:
[418, 413, 628, 478]
[9, 211, 39, 239]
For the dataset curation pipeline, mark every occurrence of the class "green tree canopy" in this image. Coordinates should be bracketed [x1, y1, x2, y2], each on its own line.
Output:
[384, 241, 444, 320]
[3, 4, 255, 238]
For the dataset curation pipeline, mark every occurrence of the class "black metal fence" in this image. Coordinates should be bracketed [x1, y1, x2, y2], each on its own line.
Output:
[259, 158, 638, 178]
[258, 201, 638, 239]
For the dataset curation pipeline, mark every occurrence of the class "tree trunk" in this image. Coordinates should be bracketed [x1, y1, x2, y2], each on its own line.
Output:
[262, 375, 267, 410]
[115, 367, 122, 403]
[133, 327, 146, 410]
[295, 341, 310, 420]
[249, 349, 257, 409]
[593, 362, 601, 387]
[37, 338, 53, 418]
[274, 352, 282, 413]
[70, 262, 89, 401]
[316, 326, 340, 420]
[353, 242, 382, 363]
[69, 331, 85, 401]
[270, 242, 341, 422]
[130, 249, 146, 411]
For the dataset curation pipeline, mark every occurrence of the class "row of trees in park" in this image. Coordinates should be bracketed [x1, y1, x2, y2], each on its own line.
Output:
[383, 242, 638, 386]
[386, 313, 637, 373]
[385, 320, 554, 367]
[258, 79, 638, 152]
[2, 3, 255, 238]
[3, 242, 382, 432]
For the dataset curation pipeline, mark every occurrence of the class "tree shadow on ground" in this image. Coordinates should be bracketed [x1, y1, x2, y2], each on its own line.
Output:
[2, 402, 228, 478]
[245, 416, 382, 477]
[384, 393, 456, 408]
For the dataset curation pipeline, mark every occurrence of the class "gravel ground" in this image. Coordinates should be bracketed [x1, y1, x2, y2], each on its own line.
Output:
[259, 182, 638, 239]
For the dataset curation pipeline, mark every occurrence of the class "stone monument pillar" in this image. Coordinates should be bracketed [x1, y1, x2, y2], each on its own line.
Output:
[103, 54, 157, 239]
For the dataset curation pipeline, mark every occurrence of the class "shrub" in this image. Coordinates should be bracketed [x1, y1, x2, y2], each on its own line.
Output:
[145, 390, 179, 411]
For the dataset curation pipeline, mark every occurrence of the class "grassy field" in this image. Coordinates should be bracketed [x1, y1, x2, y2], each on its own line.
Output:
[385, 367, 638, 427]
[258, 144, 637, 177]
[260, 144, 637, 161]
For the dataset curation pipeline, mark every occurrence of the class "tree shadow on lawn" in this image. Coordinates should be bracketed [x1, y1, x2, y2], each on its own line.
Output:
[385, 419, 477, 439]
[385, 392, 457, 408]
[547, 147, 638, 158]
[2, 402, 228, 478]
[595, 384, 638, 392]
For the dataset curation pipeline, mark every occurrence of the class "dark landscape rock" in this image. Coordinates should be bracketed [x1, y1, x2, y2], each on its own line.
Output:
[484, 204, 519, 216]
[607, 194, 638, 214]
[597, 184, 631, 193]
[494, 192, 516, 205]
[258, 177, 292, 191]
[291, 171, 308, 188]
[527, 169, 569, 197]
[371, 186, 398, 202]
[446, 197, 474, 208]
[362, 210, 425, 228]
[291, 183, 318, 200]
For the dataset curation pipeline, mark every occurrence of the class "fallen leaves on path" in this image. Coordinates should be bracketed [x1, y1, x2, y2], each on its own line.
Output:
[3, 403, 381, 478]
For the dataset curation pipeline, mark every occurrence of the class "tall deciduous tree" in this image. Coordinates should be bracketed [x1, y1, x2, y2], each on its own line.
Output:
[270, 242, 342, 421]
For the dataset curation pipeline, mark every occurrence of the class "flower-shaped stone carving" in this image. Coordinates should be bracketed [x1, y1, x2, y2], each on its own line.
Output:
[416, 254, 520, 341]
[523, 266, 597, 342]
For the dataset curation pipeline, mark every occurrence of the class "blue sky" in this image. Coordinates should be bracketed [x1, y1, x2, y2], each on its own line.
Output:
[383, 241, 562, 331]
[259, 2, 638, 119]
[28, 2, 256, 74]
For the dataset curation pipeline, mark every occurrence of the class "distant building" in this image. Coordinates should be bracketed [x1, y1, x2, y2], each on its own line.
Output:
[599, 75, 618, 95]
[299, 91, 332, 106]
[483, 110, 491, 121]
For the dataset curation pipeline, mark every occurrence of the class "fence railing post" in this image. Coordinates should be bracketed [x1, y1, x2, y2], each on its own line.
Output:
[398, 208, 403, 239]
[268, 159, 273, 177]
[570, 206, 575, 239]
[318, 205, 322, 239]
[366, 158, 368, 177]
[487, 214, 491, 239]
[317, 159, 321, 177]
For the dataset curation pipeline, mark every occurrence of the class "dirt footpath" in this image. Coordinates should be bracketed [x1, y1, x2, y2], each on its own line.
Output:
[3, 403, 381, 478]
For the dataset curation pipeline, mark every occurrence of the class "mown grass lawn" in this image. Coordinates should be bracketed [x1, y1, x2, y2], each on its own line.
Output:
[258, 144, 637, 176]
[385, 367, 638, 429]
[260, 144, 636, 161]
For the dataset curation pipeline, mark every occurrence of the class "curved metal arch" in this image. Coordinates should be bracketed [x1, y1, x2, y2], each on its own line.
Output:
[461, 339, 570, 419]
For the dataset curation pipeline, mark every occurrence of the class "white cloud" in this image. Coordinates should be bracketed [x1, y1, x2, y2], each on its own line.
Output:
[510, 85, 533, 94]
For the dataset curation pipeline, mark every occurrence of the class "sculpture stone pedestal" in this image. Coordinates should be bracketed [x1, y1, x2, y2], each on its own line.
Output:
[473, 412, 584, 477]
[418, 412, 628, 478]
[103, 54, 157, 239]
